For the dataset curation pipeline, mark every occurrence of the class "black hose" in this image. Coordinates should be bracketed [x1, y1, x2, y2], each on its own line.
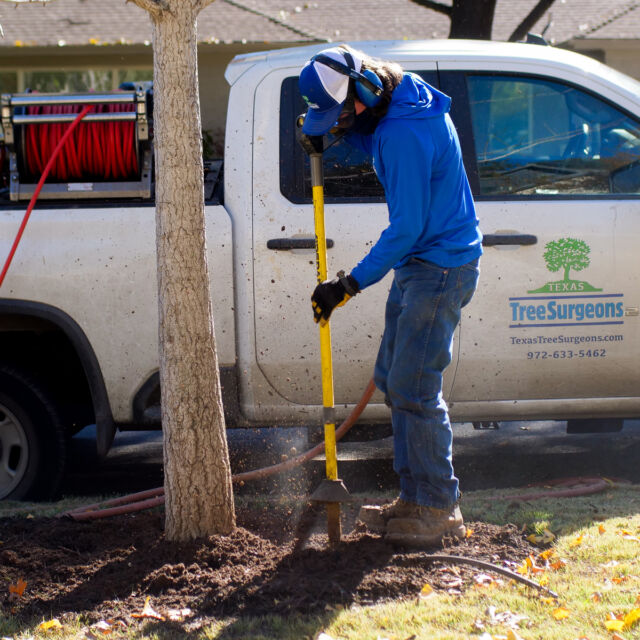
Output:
[421, 554, 558, 598]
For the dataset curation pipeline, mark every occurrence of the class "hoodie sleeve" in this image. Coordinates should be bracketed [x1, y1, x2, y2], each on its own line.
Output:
[350, 124, 434, 290]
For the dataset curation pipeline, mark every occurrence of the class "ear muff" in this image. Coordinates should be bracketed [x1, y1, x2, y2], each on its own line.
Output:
[356, 69, 383, 108]
[311, 52, 384, 108]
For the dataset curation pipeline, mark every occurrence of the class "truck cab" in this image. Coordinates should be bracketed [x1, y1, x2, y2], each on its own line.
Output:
[1, 39, 639, 501]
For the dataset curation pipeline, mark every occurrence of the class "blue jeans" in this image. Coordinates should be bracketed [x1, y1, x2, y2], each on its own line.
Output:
[373, 257, 479, 509]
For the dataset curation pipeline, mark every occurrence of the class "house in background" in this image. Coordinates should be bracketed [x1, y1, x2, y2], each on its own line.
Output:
[0, 0, 638, 152]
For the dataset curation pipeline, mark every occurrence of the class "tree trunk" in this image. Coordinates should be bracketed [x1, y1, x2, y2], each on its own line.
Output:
[509, 0, 556, 42]
[449, 0, 497, 39]
[144, 0, 235, 540]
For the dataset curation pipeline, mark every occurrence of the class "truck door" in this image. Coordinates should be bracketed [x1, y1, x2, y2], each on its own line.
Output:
[439, 69, 640, 418]
[251, 65, 440, 409]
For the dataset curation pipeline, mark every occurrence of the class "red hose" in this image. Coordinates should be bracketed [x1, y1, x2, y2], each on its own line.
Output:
[487, 476, 611, 501]
[0, 101, 142, 289]
[0, 105, 94, 289]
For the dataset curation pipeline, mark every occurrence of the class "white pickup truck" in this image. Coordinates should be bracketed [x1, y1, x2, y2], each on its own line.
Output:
[1, 39, 640, 500]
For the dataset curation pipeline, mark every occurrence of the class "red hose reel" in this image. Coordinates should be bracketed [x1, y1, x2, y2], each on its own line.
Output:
[1, 88, 152, 200]
[25, 103, 139, 182]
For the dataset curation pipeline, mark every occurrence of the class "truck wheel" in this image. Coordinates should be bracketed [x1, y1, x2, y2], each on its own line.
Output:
[0, 366, 66, 501]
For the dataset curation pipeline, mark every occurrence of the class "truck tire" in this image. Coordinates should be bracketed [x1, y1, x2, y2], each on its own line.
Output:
[0, 366, 66, 501]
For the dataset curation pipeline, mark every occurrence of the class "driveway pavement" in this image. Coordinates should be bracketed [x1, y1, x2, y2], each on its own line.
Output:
[62, 419, 640, 497]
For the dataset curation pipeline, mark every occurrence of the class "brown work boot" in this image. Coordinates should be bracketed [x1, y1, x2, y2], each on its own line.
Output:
[385, 504, 466, 547]
[357, 497, 422, 534]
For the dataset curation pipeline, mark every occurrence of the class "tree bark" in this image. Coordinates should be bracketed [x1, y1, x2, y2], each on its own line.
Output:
[509, 0, 556, 42]
[135, 0, 235, 540]
[448, 0, 497, 39]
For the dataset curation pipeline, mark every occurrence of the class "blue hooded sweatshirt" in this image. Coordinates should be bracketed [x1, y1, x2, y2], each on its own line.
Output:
[348, 73, 482, 290]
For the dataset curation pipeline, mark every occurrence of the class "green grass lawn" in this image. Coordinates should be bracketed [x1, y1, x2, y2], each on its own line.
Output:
[1, 483, 639, 640]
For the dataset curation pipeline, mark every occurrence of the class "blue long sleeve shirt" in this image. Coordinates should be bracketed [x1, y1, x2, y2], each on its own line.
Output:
[349, 73, 482, 290]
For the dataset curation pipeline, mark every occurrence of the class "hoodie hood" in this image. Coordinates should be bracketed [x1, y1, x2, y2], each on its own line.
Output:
[385, 72, 451, 120]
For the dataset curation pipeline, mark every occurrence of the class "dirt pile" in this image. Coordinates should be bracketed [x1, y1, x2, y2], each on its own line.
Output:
[0, 501, 534, 624]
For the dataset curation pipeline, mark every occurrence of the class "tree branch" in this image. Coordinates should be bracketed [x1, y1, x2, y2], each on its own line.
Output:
[127, 0, 169, 17]
[407, 0, 452, 17]
[509, 0, 556, 42]
[193, 0, 216, 13]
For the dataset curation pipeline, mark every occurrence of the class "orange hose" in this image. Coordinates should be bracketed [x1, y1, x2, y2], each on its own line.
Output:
[65, 379, 378, 521]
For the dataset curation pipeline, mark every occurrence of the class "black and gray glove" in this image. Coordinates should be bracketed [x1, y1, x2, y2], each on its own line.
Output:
[311, 270, 360, 326]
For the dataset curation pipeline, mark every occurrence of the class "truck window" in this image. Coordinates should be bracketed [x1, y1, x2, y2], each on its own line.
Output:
[466, 75, 640, 197]
[280, 72, 438, 203]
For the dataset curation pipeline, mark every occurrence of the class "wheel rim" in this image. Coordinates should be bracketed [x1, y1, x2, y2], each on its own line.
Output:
[0, 402, 29, 499]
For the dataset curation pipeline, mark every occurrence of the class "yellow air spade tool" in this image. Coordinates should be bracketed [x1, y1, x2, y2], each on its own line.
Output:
[297, 122, 351, 547]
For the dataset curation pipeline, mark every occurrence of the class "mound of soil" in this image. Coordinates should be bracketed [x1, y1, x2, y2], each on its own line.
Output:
[0, 500, 534, 626]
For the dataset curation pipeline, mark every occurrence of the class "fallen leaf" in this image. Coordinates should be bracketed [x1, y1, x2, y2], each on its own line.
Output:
[604, 619, 625, 631]
[539, 574, 549, 587]
[552, 606, 570, 620]
[540, 596, 556, 605]
[39, 619, 62, 631]
[506, 630, 525, 640]
[592, 592, 603, 603]
[541, 528, 555, 544]
[621, 532, 640, 542]
[527, 529, 554, 545]
[525, 555, 546, 574]
[466, 528, 474, 538]
[445, 577, 463, 588]
[612, 576, 629, 584]
[8, 578, 27, 599]
[612, 633, 625, 640]
[538, 548, 556, 561]
[90, 621, 113, 635]
[131, 596, 165, 621]
[569, 534, 584, 547]
[474, 573, 494, 585]
[419, 583, 434, 599]
[167, 608, 192, 621]
[550, 559, 567, 571]
[623, 607, 640, 629]
[599, 524, 606, 535]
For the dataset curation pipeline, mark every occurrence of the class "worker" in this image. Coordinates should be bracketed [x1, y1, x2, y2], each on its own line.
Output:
[298, 45, 483, 547]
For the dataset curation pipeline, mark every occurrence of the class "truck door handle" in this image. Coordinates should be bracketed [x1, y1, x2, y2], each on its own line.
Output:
[267, 238, 334, 250]
[482, 234, 537, 246]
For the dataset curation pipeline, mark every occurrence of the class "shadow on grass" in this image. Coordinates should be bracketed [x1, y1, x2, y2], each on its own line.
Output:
[3, 484, 639, 639]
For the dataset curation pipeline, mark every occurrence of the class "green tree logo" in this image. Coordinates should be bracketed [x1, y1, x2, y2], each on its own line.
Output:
[528, 237, 602, 294]
[544, 238, 590, 282]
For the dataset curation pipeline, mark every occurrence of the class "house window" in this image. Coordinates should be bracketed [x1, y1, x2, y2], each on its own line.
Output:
[23, 70, 114, 93]
[0, 69, 152, 94]
[0, 72, 18, 94]
[117, 69, 153, 86]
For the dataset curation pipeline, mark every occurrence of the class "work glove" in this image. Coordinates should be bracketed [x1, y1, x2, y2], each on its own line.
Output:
[311, 270, 360, 326]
